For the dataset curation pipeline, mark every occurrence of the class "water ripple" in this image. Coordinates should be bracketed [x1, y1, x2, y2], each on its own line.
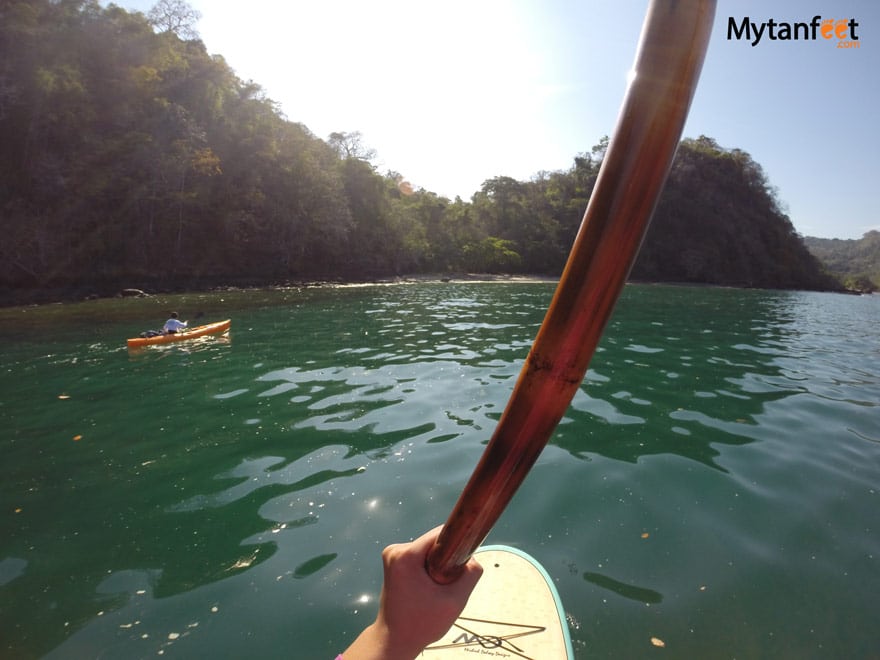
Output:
[2, 283, 878, 659]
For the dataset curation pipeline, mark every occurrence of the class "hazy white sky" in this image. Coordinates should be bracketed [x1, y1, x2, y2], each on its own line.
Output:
[110, 0, 878, 239]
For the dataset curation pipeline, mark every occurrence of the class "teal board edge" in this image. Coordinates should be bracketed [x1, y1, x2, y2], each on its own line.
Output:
[476, 545, 575, 659]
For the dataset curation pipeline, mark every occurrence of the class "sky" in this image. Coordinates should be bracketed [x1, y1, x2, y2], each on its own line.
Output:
[108, 0, 879, 240]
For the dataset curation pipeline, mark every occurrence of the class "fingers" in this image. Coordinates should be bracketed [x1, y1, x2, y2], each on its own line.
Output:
[381, 525, 441, 566]
[408, 525, 445, 553]
[453, 554, 483, 594]
[382, 525, 483, 589]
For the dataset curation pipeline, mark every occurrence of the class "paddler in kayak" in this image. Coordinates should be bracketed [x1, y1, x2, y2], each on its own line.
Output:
[339, 526, 482, 660]
[162, 312, 188, 335]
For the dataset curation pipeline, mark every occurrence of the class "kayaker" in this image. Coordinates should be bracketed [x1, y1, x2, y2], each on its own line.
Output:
[338, 526, 482, 660]
[162, 312, 188, 335]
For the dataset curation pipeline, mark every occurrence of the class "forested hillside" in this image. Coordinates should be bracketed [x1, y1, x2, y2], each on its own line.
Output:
[633, 137, 839, 290]
[803, 232, 880, 292]
[0, 0, 842, 305]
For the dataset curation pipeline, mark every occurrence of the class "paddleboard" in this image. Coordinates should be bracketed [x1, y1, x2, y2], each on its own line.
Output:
[422, 545, 574, 659]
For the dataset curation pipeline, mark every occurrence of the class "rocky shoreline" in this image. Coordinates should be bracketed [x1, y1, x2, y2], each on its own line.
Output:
[2, 271, 868, 311]
[0, 273, 562, 309]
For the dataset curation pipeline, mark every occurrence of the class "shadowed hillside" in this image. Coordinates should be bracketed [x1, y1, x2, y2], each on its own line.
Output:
[0, 0, 844, 305]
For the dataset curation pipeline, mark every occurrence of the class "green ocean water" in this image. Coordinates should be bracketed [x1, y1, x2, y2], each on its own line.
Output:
[0, 282, 878, 659]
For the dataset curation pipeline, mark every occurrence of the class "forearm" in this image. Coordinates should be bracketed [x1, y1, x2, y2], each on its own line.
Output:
[342, 620, 422, 660]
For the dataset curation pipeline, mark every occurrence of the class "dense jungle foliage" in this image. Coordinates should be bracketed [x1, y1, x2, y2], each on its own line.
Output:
[803, 232, 879, 292]
[0, 0, 843, 305]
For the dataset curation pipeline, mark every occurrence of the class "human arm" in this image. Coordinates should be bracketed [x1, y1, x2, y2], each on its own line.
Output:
[341, 526, 483, 660]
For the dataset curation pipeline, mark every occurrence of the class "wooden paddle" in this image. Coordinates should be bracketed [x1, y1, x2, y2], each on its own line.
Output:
[427, 0, 716, 584]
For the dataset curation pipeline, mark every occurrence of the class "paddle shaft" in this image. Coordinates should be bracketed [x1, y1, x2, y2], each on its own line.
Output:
[426, 0, 716, 584]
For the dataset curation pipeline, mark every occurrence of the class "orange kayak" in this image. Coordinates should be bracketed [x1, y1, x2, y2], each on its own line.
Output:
[126, 319, 231, 348]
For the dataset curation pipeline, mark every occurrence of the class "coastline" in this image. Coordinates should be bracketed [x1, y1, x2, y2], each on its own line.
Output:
[0, 274, 561, 309]
[0, 271, 862, 312]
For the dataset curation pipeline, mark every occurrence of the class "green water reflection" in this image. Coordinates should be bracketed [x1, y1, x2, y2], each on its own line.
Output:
[0, 283, 878, 658]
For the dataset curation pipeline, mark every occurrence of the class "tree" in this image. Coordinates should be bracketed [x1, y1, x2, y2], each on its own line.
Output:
[631, 137, 840, 290]
[804, 231, 880, 290]
[327, 130, 376, 162]
[147, 0, 200, 40]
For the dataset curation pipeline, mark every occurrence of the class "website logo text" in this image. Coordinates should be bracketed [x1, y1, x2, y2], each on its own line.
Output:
[728, 16, 860, 48]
